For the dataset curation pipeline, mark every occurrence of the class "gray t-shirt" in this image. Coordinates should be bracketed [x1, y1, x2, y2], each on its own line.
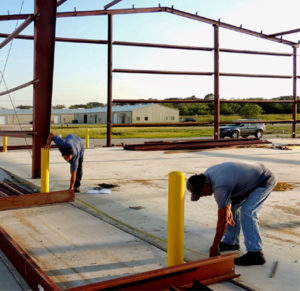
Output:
[204, 162, 275, 209]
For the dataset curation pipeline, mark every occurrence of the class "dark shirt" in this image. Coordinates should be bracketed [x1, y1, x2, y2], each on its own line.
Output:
[52, 134, 84, 173]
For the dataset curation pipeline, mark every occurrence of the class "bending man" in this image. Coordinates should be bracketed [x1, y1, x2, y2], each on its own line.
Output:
[186, 161, 276, 266]
[45, 132, 85, 193]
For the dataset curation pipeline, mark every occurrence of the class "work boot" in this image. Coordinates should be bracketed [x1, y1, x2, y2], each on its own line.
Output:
[219, 242, 240, 252]
[234, 251, 266, 266]
[74, 187, 80, 193]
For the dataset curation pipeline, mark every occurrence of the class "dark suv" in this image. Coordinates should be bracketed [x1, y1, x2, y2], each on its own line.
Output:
[220, 119, 265, 139]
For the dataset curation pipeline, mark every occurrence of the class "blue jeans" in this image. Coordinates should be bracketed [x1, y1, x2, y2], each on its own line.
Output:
[222, 176, 277, 252]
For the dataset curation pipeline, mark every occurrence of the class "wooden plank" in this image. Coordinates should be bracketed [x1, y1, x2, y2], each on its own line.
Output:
[0, 190, 74, 211]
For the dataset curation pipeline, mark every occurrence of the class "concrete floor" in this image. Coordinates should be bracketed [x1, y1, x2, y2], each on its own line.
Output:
[0, 137, 299, 290]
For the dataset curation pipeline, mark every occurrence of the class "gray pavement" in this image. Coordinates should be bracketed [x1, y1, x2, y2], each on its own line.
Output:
[0, 137, 299, 290]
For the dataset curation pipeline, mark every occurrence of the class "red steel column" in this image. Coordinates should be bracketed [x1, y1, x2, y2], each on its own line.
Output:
[292, 46, 297, 138]
[213, 24, 220, 140]
[106, 14, 113, 147]
[32, 0, 57, 178]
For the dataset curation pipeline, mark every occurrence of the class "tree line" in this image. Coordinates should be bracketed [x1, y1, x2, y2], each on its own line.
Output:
[162, 94, 300, 118]
[16, 95, 299, 118]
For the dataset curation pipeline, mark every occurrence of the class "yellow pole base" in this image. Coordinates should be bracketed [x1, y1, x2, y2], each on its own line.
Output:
[85, 128, 89, 149]
[167, 171, 185, 267]
[3, 136, 7, 152]
[41, 148, 49, 193]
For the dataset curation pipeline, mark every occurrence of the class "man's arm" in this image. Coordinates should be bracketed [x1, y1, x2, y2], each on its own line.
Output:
[69, 171, 77, 190]
[209, 204, 235, 257]
[44, 132, 55, 149]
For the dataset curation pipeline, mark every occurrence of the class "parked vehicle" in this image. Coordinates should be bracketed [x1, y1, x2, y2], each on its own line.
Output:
[220, 119, 265, 139]
[180, 118, 196, 122]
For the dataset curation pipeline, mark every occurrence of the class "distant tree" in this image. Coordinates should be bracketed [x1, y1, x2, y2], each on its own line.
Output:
[204, 93, 214, 100]
[17, 105, 32, 109]
[220, 103, 242, 115]
[52, 104, 66, 109]
[69, 104, 87, 109]
[86, 102, 105, 108]
[180, 105, 189, 115]
[240, 104, 263, 118]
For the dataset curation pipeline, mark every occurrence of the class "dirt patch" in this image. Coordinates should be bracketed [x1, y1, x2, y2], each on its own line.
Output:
[273, 182, 295, 191]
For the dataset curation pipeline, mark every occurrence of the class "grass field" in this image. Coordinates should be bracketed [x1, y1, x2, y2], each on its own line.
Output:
[50, 114, 299, 139]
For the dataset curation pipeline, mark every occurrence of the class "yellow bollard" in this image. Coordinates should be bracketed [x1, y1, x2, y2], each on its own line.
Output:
[40, 148, 49, 193]
[167, 171, 185, 267]
[3, 136, 7, 152]
[85, 128, 89, 149]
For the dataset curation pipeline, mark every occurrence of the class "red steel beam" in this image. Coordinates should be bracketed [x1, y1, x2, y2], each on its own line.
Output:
[104, 0, 123, 10]
[0, 15, 35, 49]
[0, 189, 74, 211]
[66, 253, 239, 291]
[111, 119, 297, 127]
[56, 7, 165, 18]
[0, 226, 60, 290]
[106, 14, 113, 147]
[57, 0, 68, 7]
[214, 24, 220, 140]
[0, 33, 293, 57]
[1, 7, 297, 46]
[0, 14, 32, 21]
[113, 68, 293, 78]
[122, 139, 270, 151]
[165, 7, 297, 47]
[0, 79, 38, 97]
[0, 182, 24, 196]
[113, 68, 213, 75]
[269, 28, 300, 37]
[32, 0, 57, 178]
[0, 131, 36, 137]
[113, 98, 299, 104]
[292, 46, 298, 137]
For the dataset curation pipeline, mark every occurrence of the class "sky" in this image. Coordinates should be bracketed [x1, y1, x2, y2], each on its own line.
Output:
[0, 0, 299, 108]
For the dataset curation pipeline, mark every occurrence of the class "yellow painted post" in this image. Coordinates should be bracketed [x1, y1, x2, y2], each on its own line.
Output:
[167, 171, 185, 267]
[85, 128, 89, 149]
[3, 136, 7, 152]
[40, 148, 49, 193]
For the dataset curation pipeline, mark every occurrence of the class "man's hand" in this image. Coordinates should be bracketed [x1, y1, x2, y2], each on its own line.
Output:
[209, 245, 220, 257]
[211, 204, 234, 254]
[44, 132, 54, 149]
[69, 171, 76, 190]
[227, 205, 235, 227]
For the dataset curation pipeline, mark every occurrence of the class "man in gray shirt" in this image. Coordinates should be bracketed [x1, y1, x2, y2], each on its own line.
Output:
[186, 161, 276, 266]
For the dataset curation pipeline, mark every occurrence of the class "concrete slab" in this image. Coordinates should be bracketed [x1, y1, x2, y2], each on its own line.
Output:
[0, 137, 299, 290]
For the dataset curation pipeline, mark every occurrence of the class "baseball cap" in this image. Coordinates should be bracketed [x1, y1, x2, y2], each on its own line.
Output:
[186, 174, 207, 201]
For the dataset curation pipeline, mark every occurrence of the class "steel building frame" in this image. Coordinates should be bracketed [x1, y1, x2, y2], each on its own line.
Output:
[0, 2, 299, 176]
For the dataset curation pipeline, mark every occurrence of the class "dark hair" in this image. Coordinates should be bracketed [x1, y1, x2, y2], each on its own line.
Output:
[187, 174, 208, 192]
[62, 147, 73, 157]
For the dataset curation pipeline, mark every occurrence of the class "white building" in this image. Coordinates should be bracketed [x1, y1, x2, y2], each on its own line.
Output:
[0, 104, 179, 125]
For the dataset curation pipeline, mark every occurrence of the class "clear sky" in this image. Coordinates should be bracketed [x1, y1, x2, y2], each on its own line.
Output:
[0, 0, 299, 108]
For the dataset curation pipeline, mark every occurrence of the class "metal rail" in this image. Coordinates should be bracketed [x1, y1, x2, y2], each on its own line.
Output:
[0, 15, 35, 49]
[66, 253, 239, 291]
[111, 120, 297, 127]
[0, 79, 38, 97]
[113, 98, 299, 104]
[0, 33, 293, 57]
[0, 131, 36, 137]
[122, 138, 271, 151]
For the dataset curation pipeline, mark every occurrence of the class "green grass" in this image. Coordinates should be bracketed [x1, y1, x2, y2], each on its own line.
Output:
[51, 114, 300, 139]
